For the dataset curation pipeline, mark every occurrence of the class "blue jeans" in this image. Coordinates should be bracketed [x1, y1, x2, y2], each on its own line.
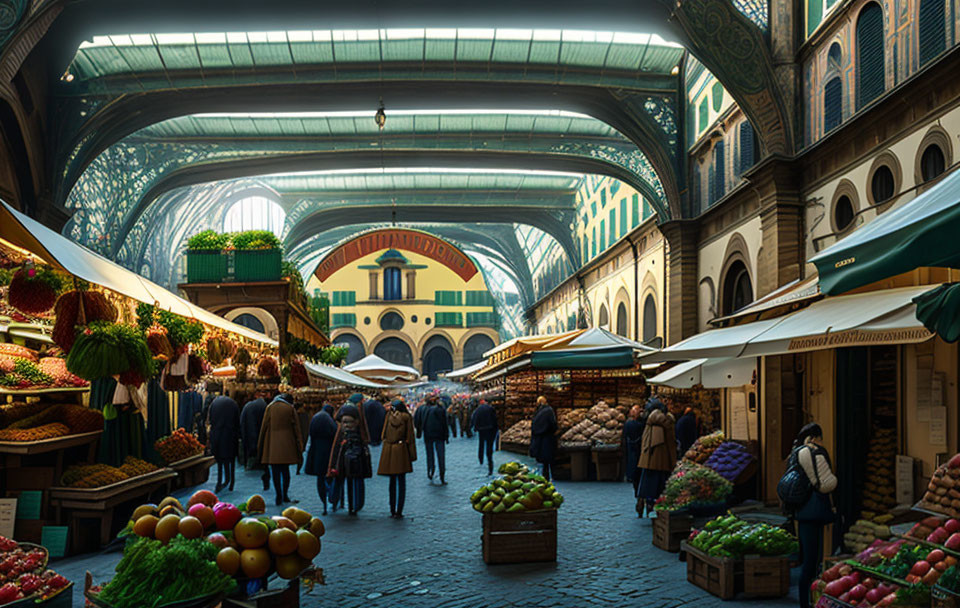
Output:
[270, 465, 290, 503]
[798, 521, 824, 608]
[424, 439, 446, 480]
[346, 477, 365, 513]
[478, 430, 496, 472]
[389, 474, 406, 515]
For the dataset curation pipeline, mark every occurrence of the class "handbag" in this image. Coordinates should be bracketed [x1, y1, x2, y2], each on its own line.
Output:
[777, 446, 813, 509]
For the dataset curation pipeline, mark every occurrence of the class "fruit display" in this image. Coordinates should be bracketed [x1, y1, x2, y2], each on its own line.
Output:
[0, 401, 49, 428]
[688, 514, 798, 558]
[559, 401, 626, 445]
[654, 462, 733, 512]
[0, 423, 69, 441]
[66, 321, 155, 382]
[556, 408, 587, 435]
[0, 535, 71, 605]
[36, 357, 87, 387]
[919, 453, 960, 518]
[683, 430, 725, 464]
[905, 515, 960, 550]
[0, 403, 103, 443]
[861, 426, 897, 515]
[7, 265, 64, 315]
[844, 518, 893, 554]
[500, 420, 531, 445]
[52, 289, 117, 352]
[703, 441, 755, 483]
[60, 457, 158, 488]
[0, 358, 52, 390]
[0, 344, 38, 362]
[658, 386, 722, 436]
[469, 462, 564, 513]
[154, 428, 205, 463]
[812, 559, 926, 607]
[257, 356, 279, 378]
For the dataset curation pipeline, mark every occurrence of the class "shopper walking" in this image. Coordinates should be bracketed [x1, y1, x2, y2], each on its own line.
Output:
[239, 393, 271, 491]
[459, 398, 475, 438]
[304, 403, 338, 515]
[378, 398, 417, 518]
[208, 395, 240, 493]
[257, 394, 304, 506]
[177, 388, 202, 432]
[791, 423, 837, 608]
[636, 397, 677, 517]
[442, 395, 458, 438]
[530, 396, 557, 481]
[363, 396, 386, 447]
[675, 407, 699, 458]
[471, 398, 499, 475]
[421, 394, 449, 483]
[329, 395, 372, 515]
[622, 405, 644, 508]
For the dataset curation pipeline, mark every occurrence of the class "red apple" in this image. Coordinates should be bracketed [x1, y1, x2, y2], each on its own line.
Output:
[947, 453, 960, 469]
[212, 502, 241, 531]
[206, 532, 229, 549]
[946, 532, 960, 551]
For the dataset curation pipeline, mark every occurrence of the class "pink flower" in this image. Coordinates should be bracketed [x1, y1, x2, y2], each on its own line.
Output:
[26, 268, 35, 278]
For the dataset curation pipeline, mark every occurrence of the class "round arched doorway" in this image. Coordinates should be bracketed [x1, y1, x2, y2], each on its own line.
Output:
[232, 313, 265, 334]
[421, 334, 454, 380]
[334, 333, 366, 365]
[463, 333, 495, 366]
[721, 260, 753, 315]
[615, 302, 628, 337]
[374, 337, 414, 367]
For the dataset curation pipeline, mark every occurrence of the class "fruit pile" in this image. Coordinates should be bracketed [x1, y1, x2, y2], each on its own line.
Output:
[556, 408, 588, 435]
[861, 426, 897, 515]
[688, 514, 798, 558]
[844, 518, 893, 554]
[0, 403, 103, 442]
[36, 357, 87, 388]
[905, 515, 960, 550]
[0, 535, 70, 606]
[154, 428, 205, 463]
[500, 420, 531, 445]
[655, 462, 732, 512]
[60, 456, 158, 488]
[812, 560, 928, 607]
[919, 453, 960, 518]
[683, 430, 725, 464]
[703, 442, 755, 483]
[0, 348, 88, 390]
[469, 462, 564, 514]
[558, 401, 625, 445]
[126, 489, 324, 583]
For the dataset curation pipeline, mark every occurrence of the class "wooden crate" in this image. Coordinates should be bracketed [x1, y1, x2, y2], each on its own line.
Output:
[482, 509, 557, 565]
[681, 541, 738, 600]
[742, 555, 790, 598]
[933, 585, 960, 608]
[652, 511, 692, 553]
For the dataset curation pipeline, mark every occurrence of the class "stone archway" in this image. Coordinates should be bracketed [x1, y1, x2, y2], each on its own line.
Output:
[421, 334, 455, 380]
[331, 330, 367, 365]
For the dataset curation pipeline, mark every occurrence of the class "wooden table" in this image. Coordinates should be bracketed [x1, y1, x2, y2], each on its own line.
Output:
[169, 454, 215, 489]
[48, 468, 177, 550]
[0, 430, 102, 493]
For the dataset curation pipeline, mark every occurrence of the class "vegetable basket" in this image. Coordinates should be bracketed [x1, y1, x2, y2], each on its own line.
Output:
[83, 572, 227, 608]
[7, 582, 72, 607]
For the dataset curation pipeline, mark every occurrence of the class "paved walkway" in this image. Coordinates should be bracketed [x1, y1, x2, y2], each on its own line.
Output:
[56, 436, 799, 607]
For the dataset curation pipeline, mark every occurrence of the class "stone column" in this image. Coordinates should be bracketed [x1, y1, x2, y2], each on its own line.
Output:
[660, 219, 700, 345]
[753, 159, 804, 297]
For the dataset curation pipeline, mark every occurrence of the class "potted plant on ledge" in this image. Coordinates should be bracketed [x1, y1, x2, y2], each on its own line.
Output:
[233, 230, 282, 282]
[185, 230, 230, 283]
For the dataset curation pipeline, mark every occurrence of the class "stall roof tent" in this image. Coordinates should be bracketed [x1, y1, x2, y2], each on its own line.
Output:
[344, 354, 421, 379]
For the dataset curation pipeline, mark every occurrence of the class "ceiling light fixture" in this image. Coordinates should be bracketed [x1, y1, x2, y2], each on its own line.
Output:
[375, 98, 386, 130]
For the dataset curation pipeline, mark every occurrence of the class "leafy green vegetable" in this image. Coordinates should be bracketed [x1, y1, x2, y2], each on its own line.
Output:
[232, 230, 281, 251]
[186, 230, 230, 251]
[66, 321, 156, 380]
[691, 514, 798, 557]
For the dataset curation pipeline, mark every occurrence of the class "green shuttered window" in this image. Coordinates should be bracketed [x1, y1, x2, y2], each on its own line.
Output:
[466, 312, 498, 328]
[331, 313, 356, 328]
[919, 0, 946, 66]
[434, 291, 462, 306]
[856, 3, 885, 110]
[465, 291, 495, 307]
[435, 312, 463, 327]
[331, 291, 356, 306]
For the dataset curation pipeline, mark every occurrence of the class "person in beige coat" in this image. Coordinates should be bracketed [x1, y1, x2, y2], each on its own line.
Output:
[636, 397, 677, 517]
[378, 399, 417, 518]
[257, 394, 304, 506]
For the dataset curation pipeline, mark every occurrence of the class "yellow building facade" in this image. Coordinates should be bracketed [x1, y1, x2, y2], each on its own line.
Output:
[305, 228, 500, 378]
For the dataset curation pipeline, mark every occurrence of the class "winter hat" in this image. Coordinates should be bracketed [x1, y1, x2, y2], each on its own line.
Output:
[348, 393, 364, 404]
[271, 393, 295, 406]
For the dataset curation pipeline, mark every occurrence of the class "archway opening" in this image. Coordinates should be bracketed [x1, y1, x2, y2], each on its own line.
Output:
[722, 260, 753, 315]
[232, 313, 265, 334]
[335, 333, 366, 365]
[642, 295, 658, 344]
[615, 302, 628, 337]
[422, 334, 454, 380]
[374, 337, 414, 368]
[598, 304, 609, 330]
[463, 333, 496, 367]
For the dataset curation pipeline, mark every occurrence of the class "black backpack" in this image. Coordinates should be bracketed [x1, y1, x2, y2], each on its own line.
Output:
[777, 445, 813, 509]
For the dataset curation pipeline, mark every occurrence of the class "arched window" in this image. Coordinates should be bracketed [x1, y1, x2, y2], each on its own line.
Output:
[738, 122, 757, 176]
[871, 165, 896, 204]
[919, 0, 946, 67]
[379, 311, 404, 331]
[598, 304, 609, 329]
[921, 144, 946, 182]
[373, 337, 413, 367]
[856, 3, 885, 110]
[222, 195, 286, 239]
[713, 140, 726, 202]
[834, 195, 855, 232]
[383, 267, 402, 300]
[642, 295, 658, 344]
[722, 261, 753, 315]
[232, 313, 265, 333]
[335, 333, 366, 365]
[463, 334, 496, 366]
[615, 302, 628, 337]
[823, 77, 843, 133]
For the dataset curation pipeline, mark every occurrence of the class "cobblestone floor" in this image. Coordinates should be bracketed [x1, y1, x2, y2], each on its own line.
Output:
[57, 436, 799, 607]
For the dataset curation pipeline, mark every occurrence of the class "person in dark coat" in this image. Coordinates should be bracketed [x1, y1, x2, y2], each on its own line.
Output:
[304, 403, 338, 515]
[328, 394, 371, 515]
[471, 398, 499, 475]
[529, 396, 558, 481]
[622, 405, 645, 510]
[675, 407, 699, 458]
[413, 397, 429, 438]
[208, 395, 241, 493]
[177, 389, 202, 432]
[441, 394, 457, 438]
[240, 395, 271, 491]
[421, 394, 449, 483]
[378, 399, 417, 518]
[197, 390, 218, 446]
[363, 397, 386, 447]
[637, 397, 677, 517]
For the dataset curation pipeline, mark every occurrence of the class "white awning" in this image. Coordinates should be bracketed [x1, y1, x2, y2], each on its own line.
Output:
[344, 354, 420, 379]
[646, 318, 781, 362]
[648, 358, 756, 389]
[303, 361, 387, 389]
[444, 359, 487, 379]
[0, 201, 277, 347]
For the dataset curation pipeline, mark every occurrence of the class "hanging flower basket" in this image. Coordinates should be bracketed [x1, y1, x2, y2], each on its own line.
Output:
[8, 265, 64, 314]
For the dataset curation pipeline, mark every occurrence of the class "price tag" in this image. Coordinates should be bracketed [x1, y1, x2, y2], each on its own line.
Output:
[0, 498, 16, 538]
[40, 526, 68, 558]
[15, 491, 41, 520]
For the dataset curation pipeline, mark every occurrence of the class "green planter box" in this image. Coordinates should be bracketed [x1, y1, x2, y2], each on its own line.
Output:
[186, 251, 227, 283]
[234, 249, 281, 282]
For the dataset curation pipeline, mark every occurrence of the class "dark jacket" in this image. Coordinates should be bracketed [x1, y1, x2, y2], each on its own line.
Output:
[328, 403, 371, 479]
[239, 398, 268, 462]
[198, 393, 217, 444]
[414, 404, 428, 437]
[257, 399, 305, 465]
[177, 390, 202, 432]
[675, 412, 698, 457]
[421, 404, 450, 441]
[529, 404, 557, 464]
[471, 403, 498, 432]
[304, 410, 338, 476]
[208, 396, 240, 461]
[622, 418, 644, 481]
[363, 399, 386, 447]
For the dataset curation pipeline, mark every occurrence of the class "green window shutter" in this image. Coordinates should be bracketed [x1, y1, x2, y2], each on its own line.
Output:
[919, 0, 946, 66]
[632, 194, 640, 227]
[331, 291, 355, 306]
[331, 313, 356, 328]
[465, 291, 495, 306]
[582, 236, 588, 264]
[592, 228, 597, 257]
[856, 3, 885, 110]
[590, 201, 597, 217]
[435, 312, 463, 327]
[698, 97, 709, 133]
[434, 290, 462, 306]
[608, 209, 616, 243]
[567, 313, 577, 331]
[466, 312, 498, 328]
[643, 199, 653, 220]
[823, 77, 842, 133]
[738, 122, 757, 176]
[711, 82, 724, 112]
[619, 199, 627, 237]
[600, 189, 607, 207]
[808, 0, 823, 37]
[600, 220, 606, 251]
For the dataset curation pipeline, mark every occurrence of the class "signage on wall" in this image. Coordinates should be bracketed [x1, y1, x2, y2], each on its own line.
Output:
[315, 229, 478, 282]
[786, 327, 933, 352]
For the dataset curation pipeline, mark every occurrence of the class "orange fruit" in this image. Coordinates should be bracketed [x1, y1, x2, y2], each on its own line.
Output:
[216, 547, 240, 576]
[246, 494, 266, 513]
[271, 516, 297, 530]
[159, 504, 183, 519]
[275, 554, 306, 579]
[240, 548, 271, 578]
[296, 529, 320, 560]
[158, 496, 183, 512]
[133, 515, 159, 538]
[187, 489, 218, 508]
[178, 515, 204, 539]
[268, 528, 298, 556]
[155, 514, 181, 544]
[308, 517, 325, 538]
[234, 517, 269, 549]
[131, 504, 158, 520]
[289, 508, 311, 527]
[188, 505, 215, 530]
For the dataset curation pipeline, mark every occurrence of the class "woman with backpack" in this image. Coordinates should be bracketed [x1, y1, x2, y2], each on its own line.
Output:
[786, 423, 837, 608]
[328, 396, 372, 516]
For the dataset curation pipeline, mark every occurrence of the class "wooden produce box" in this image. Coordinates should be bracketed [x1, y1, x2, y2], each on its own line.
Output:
[933, 584, 960, 608]
[652, 511, 692, 553]
[482, 509, 557, 565]
[224, 578, 299, 608]
[681, 541, 738, 600]
[742, 555, 790, 598]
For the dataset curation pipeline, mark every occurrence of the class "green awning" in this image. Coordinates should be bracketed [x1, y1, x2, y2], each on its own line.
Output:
[914, 283, 960, 342]
[530, 346, 635, 369]
[811, 168, 960, 295]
